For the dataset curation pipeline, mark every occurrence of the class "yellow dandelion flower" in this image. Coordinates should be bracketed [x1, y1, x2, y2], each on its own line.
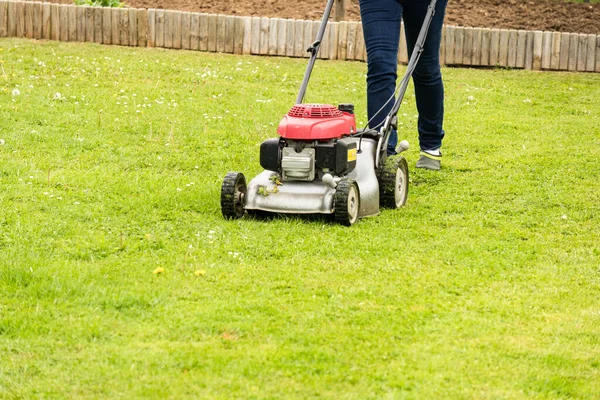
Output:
[153, 267, 164, 275]
[194, 269, 206, 277]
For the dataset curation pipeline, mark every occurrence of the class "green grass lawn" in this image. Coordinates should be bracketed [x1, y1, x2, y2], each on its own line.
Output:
[1, 38, 599, 399]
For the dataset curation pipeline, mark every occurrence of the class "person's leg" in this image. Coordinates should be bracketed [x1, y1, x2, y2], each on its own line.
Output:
[402, 0, 448, 154]
[358, 0, 402, 154]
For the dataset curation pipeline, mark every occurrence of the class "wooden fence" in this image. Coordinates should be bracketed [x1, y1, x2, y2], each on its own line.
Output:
[1, 0, 599, 72]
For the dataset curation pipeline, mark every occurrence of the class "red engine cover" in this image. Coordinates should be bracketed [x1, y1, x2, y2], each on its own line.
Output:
[277, 104, 356, 140]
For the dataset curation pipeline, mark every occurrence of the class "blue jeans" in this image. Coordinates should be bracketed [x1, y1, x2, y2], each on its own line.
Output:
[359, 0, 448, 154]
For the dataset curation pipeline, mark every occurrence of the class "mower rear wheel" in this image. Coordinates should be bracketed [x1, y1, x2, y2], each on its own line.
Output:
[221, 172, 247, 219]
[379, 155, 409, 209]
[334, 179, 360, 226]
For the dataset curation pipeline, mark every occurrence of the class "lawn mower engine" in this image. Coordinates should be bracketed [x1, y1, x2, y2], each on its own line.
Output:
[260, 103, 358, 182]
[228, 102, 387, 225]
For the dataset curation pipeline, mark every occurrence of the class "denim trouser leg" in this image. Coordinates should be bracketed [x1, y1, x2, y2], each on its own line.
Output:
[359, 0, 448, 153]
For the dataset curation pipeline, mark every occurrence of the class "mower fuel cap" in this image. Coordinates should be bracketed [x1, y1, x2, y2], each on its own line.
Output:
[338, 104, 354, 114]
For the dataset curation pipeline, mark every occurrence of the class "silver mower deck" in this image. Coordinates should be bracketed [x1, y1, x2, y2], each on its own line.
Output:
[245, 138, 380, 218]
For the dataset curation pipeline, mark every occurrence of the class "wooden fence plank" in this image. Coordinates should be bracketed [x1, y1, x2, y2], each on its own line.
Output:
[293, 19, 303, 57]
[507, 29, 517, 67]
[181, 11, 190, 50]
[146, 9, 155, 47]
[559, 32, 569, 70]
[24, 1, 34, 39]
[51, 4, 60, 41]
[137, 8, 147, 47]
[0, 0, 6, 38]
[8, 1, 16, 37]
[568, 33, 579, 71]
[163, 10, 173, 48]
[7, 1, 16, 37]
[16, 1, 26, 37]
[42, 2, 51, 40]
[59, 4, 68, 42]
[101, 7, 111, 44]
[23, 1, 34, 39]
[488, 28, 499, 66]
[173, 11, 182, 49]
[84, 6, 94, 43]
[249, 16, 259, 54]
[67, 4, 76, 42]
[33, 1, 43, 39]
[312, 20, 320, 57]
[338, 21, 347, 60]
[76, 6, 85, 42]
[233, 16, 244, 55]
[111, 8, 120, 45]
[248, 15, 260, 54]
[577, 34, 587, 72]
[199, 13, 208, 51]
[189, 12, 199, 50]
[497, 29, 509, 66]
[224, 15, 234, 53]
[516, 30, 527, 68]
[155, 9, 164, 47]
[533, 31, 543, 70]
[259, 16, 269, 55]
[128, 8, 137, 47]
[241, 16, 251, 55]
[303, 20, 312, 58]
[355, 22, 365, 61]
[9, 0, 16, 37]
[211, 14, 221, 52]
[480, 28, 490, 66]
[399, 22, 408, 63]
[267, 17, 277, 55]
[284, 18, 294, 57]
[463, 27, 473, 66]
[586, 35, 596, 72]
[329, 21, 338, 60]
[276, 17, 286, 56]
[453, 26, 464, 65]
[524, 31, 534, 69]
[347, 21, 357, 60]
[439, 24, 446, 65]
[549, 31, 561, 70]
[120, 8, 130, 46]
[216, 14, 226, 53]
[444, 25, 455, 65]
[541, 31, 552, 69]
[319, 22, 330, 59]
[472, 28, 483, 65]
[93, 6, 102, 44]
[596, 35, 600, 72]
[16, 1, 24, 37]
[115, 8, 123, 45]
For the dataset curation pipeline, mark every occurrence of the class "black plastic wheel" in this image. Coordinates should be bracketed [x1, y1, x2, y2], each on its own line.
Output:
[378, 155, 409, 209]
[221, 172, 247, 219]
[334, 179, 360, 226]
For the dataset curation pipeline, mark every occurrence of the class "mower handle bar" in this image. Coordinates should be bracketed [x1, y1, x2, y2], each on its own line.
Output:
[296, 0, 336, 105]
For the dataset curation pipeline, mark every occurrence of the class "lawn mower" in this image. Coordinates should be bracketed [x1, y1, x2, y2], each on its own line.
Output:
[221, 0, 437, 226]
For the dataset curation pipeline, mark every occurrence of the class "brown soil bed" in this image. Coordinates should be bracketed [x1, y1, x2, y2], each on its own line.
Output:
[118, 0, 600, 35]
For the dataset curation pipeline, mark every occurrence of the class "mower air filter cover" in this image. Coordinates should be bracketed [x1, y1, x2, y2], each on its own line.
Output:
[278, 104, 357, 140]
[260, 138, 282, 172]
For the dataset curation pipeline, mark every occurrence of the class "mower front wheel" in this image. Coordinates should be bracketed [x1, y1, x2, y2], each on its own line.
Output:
[221, 172, 247, 219]
[379, 155, 409, 209]
[334, 179, 360, 226]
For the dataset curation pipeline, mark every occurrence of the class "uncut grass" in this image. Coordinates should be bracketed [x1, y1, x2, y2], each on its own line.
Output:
[1, 38, 599, 398]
